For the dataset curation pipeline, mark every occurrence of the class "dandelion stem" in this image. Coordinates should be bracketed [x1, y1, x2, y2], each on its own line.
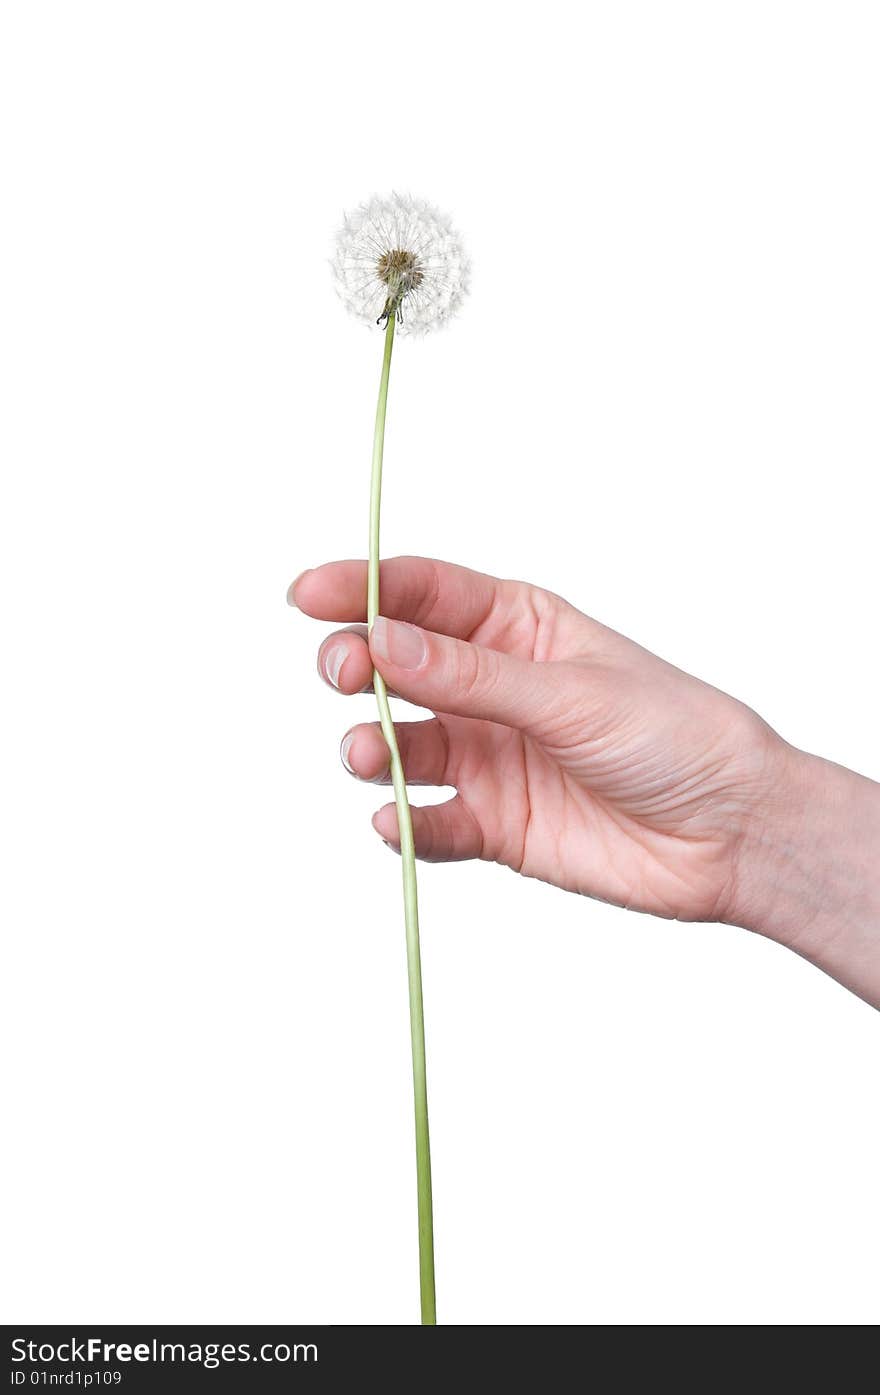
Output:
[368, 314, 436, 1325]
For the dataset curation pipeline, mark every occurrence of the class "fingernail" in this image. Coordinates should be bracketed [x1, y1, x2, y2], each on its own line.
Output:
[340, 732, 355, 773]
[323, 643, 347, 689]
[370, 617, 427, 671]
[286, 570, 311, 607]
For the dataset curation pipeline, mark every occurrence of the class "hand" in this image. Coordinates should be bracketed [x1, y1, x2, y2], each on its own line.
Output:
[291, 556, 880, 1007]
[291, 556, 786, 923]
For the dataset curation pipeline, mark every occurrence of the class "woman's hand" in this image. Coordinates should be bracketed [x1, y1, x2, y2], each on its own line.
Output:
[291, 555, 784, 920]
[290, 556, 880, 1007]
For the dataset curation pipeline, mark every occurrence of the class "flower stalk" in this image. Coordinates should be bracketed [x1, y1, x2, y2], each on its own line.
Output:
[368, 314, 436, 1325]
[334, 190, 466, 1323]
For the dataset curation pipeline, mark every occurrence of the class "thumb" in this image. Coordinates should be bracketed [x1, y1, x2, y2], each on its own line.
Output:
[369, 616, 566, 733]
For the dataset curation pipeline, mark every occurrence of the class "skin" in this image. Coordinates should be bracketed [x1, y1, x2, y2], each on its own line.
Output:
[290, 556, 880, 1010]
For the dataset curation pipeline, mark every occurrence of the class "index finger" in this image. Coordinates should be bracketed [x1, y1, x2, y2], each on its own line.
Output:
[289, 556, 504, 641]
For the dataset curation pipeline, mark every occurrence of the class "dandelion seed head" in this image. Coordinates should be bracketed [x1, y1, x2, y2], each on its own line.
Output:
[333, 193, 469, 335]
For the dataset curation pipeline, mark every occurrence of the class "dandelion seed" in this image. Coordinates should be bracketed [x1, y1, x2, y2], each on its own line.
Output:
[333, 192, 470, 334]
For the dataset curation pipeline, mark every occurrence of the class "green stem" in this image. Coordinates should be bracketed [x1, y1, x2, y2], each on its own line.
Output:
[368, 314, 436, 1325]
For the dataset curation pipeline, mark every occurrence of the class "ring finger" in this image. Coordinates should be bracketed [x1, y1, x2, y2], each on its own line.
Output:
[340, 719, 451, 787]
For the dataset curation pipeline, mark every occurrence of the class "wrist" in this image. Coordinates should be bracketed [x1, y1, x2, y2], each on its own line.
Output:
[726, 740, 880, 1008]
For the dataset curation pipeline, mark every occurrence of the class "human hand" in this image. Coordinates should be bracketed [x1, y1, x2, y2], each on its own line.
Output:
[290, 556, 787, 923]
[291, 556, 880, 1007]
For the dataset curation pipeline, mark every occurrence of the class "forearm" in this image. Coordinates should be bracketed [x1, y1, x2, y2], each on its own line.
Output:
[730, 744, 880, 1009]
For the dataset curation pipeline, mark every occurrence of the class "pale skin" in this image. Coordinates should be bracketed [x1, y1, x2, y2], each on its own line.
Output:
[290, 556, 880, 1010]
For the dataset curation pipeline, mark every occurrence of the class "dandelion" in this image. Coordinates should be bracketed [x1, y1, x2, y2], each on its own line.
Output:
[332, 194, 470, 1324]
[333, 192, 470, 334]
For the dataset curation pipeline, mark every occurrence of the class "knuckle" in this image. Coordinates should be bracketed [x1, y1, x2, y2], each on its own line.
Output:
[415, 808, 434, 859]
[454, 642, 498, 704]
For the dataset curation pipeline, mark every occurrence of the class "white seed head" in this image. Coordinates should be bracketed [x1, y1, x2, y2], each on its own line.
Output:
[333, 193, 470, 336]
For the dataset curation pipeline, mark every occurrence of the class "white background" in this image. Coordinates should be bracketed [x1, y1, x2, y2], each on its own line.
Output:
[1, 1, 878, 1325]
